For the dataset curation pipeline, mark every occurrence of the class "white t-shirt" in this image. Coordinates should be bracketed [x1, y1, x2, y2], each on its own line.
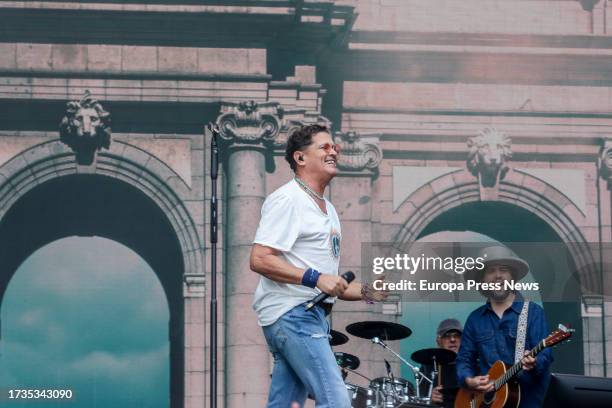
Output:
[252, 179, 342, 326]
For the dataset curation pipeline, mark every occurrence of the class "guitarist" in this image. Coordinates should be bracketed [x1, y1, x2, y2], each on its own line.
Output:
[456, 245, 553, 408]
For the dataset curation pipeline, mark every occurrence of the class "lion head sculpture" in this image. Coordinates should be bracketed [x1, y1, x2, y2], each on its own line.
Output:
[467, 128, 512, 187]
[59, 90, 111, 165]
[600, 140, 612, 181]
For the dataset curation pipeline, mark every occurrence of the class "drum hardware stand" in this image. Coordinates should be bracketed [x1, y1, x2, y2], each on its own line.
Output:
[345, 368, 373, 383]
[371, 337, 433, 400]
[383, 359, 399, 403]
[431, 356, 439, 400]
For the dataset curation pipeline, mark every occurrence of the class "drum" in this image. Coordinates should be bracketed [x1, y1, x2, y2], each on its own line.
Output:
[346, 383, 379, 408]
[369, 377, 415, 407]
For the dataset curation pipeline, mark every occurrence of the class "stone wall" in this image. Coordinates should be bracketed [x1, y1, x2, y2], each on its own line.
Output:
[1, 1, 612, 407]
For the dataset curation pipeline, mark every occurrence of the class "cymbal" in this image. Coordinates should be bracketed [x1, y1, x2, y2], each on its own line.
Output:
[329, 330, 349, 346]
[334, 351, 360, 370]
[346, 321, 412, 341]
[410, 348, 457, 365]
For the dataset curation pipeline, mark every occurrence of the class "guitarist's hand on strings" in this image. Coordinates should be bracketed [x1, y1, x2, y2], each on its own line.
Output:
[521, 351, 536, 371]
[465, 375, 494, 393]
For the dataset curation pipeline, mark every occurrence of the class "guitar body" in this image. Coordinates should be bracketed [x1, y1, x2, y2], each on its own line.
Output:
[454, 361, 520, 408]
[454, 324, 573, 408]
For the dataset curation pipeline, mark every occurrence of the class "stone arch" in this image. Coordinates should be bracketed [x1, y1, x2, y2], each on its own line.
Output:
[0, 139, 202, 272]
[393, 168, 593, 375]
[0, 139, 203, 408]
[393, 168, 592, 272]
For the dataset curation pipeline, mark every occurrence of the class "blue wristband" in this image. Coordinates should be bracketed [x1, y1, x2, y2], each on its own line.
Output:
[301, 268, 320, 288]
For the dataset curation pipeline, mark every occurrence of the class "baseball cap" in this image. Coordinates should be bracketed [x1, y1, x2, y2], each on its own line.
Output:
[436, 318, 463, 337]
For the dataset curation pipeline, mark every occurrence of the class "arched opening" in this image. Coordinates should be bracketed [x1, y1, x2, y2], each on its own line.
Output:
[399, 201, 583, 376]
[0, 174, 186, 407]
[1, 237, 169, 407]
[420, 201, 564, 242]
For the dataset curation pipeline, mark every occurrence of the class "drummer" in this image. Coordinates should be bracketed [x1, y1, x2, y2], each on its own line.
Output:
[418, 318, 462, 407]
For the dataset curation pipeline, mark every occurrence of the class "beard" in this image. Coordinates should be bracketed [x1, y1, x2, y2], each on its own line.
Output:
[482, 286, 513, 301]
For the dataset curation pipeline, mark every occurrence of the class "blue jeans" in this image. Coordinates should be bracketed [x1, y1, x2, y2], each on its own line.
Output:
[262, 303, 351, 408]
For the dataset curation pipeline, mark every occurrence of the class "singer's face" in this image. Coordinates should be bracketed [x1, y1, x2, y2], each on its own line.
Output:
[301, 131, 338, 180]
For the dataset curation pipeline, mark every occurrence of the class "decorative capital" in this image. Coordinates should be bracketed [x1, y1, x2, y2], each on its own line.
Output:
[272, 114, 333, 148]
[216, 101, 282, 146]
[599, 139, 612, 182]
[59, 90, 111, 165]
[334, 131, 382, 174]
[467, 128, 512, 188]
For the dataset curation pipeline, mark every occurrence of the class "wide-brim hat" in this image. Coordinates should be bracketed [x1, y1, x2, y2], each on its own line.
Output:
[464, 245, 529, 282]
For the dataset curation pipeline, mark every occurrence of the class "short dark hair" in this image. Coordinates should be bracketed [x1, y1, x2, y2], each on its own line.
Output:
[285, 124, 330, 172]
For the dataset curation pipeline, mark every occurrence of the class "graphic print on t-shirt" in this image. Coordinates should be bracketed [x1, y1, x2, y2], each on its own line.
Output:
[330, 228, 341, 260]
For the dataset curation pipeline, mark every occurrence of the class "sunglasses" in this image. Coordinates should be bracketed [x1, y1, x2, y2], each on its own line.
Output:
[318, 143, 341, 154]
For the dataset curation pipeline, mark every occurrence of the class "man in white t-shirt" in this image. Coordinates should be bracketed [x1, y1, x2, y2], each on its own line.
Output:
[250, 124, 384, 408]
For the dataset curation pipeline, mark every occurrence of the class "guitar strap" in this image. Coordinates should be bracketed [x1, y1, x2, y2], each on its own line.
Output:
[514, 300, 530, 363]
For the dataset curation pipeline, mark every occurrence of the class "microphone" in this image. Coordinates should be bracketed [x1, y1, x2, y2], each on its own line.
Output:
[208, 123, 219, 181]
[305, 271, 355, 311]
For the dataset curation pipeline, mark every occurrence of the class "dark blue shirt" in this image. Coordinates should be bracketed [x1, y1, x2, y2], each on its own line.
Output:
[456, 296, 553, 408]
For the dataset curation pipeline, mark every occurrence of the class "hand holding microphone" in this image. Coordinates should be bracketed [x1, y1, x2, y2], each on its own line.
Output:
[305, 271, 355, 310]
[317, 273, 352, 297]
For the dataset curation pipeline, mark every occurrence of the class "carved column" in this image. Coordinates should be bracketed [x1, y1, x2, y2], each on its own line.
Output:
[217, 101, 282, 407]
[184, 275, 206, 408]
[329, 131, 384, 381]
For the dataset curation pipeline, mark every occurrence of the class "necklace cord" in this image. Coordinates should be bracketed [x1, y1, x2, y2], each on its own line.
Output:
[295, 177, 325, 200]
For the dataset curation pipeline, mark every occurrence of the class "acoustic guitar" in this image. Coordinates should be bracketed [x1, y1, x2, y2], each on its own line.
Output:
[454, 324, 573, 408]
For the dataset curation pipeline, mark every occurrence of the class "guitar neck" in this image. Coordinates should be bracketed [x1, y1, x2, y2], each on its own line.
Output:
[493, 340, 545, 391]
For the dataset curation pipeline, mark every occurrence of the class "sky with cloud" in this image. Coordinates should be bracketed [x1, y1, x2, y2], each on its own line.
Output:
[0, 237, 169, 407]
